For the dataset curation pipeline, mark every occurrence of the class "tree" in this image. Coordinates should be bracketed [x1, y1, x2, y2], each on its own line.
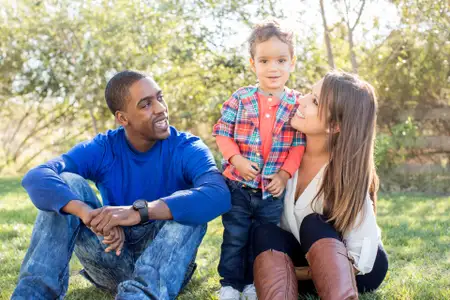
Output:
[341, 0, 366, 73]
[0, 0, 248, 173]
[320, 0, 336, 68]
[1, 0, 448, 176]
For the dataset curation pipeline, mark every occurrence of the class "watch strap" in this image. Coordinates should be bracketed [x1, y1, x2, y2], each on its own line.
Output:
[138, 205, 149, 224]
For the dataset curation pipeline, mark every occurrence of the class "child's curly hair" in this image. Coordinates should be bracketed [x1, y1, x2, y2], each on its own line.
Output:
[248, 19, 295, 58]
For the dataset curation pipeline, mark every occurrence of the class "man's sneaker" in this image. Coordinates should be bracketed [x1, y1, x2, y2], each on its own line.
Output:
[219, 286, 241, 300]
[241, 284, 258, 300]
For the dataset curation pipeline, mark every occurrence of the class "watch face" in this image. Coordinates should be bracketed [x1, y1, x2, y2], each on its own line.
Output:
[134, 200, 147, 209]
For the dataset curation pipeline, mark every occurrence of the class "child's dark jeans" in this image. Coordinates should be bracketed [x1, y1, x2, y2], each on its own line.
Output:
[218, 177, 284, 291]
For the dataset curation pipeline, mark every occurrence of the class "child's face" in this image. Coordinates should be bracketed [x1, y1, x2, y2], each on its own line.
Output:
[291, 78, 328, 135]
[250, 36, 296, 93]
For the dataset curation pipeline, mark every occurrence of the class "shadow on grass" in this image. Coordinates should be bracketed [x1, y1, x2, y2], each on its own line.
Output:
[378, 193, 450, 216]
[0, 177, 24, 198]
[0, 228, 19, 241]
[0, 207, 37, 225]
[379, 194, 449, 249]
[65, 285, 113, 300]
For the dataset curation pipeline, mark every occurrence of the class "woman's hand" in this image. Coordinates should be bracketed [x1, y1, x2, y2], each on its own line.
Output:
[230, 155, 260, 181]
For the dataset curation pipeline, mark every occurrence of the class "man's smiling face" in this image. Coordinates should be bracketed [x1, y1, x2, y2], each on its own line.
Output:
[122, 77, 170, 143]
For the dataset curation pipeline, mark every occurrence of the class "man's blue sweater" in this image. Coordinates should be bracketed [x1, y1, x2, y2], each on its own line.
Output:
[22, 126, 231, 224]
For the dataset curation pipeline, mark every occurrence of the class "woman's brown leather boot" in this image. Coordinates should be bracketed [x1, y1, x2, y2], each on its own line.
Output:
[253, 249, 298, 300]
[306, 238, 359, 300]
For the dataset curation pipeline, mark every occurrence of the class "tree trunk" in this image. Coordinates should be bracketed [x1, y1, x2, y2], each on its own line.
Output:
[320, 0, 335, 68]
[343, 0, 366, 73]
[348, 28, 358, 73]
[88, 106, 99, 135]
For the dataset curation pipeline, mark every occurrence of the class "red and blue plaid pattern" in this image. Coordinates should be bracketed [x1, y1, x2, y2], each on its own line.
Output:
[213, 86, 306, 199]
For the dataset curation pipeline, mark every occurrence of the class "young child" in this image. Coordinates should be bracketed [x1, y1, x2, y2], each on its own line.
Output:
[212, 20, 306, 300]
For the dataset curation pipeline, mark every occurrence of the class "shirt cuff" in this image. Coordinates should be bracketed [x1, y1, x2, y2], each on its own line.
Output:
[216, 136, 241, 161]
[281, 145, 305, 176]
[347, 237, 374, 275]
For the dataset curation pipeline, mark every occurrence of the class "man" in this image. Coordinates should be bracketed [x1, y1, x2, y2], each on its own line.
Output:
[12, 70, 231, 300]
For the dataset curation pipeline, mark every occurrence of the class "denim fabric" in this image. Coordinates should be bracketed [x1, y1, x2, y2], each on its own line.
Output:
[12, 172, 206, 300]
[218, 178, 284, 291]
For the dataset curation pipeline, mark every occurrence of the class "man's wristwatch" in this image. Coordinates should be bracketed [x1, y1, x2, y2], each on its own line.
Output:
[132, 199, 149, 224]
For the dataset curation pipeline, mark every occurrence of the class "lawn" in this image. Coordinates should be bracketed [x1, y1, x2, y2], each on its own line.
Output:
[0, 177, 449, 300]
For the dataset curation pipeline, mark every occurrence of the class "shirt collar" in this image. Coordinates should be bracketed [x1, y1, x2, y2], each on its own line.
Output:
[257, 86, 286, 99]
[257, 91, 281, 106]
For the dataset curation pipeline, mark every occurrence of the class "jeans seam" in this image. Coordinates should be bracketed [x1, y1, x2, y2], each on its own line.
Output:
[57, 222, 81, 297]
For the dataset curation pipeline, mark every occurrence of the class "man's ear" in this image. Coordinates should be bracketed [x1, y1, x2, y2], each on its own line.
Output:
[290, 55, 297, 72]
[249, 57, 256, 73]
[115, 111, 128, 126]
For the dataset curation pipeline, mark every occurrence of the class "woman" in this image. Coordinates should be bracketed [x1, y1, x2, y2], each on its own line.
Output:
[252, 71, 388, 300]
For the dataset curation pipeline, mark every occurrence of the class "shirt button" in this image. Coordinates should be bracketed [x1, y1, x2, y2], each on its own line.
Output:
[268, 97, 273, 102]
[266, 113, 271, 118]
[256, 152, 260, 156]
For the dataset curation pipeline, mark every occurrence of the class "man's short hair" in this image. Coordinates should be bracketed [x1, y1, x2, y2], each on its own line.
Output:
[105, 70, 146, 114]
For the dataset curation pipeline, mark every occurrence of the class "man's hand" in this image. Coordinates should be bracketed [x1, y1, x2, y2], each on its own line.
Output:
[230, 155, 260, 181]
[266, 170, 290, 197]
[89, 206, 140, 236]
[102, 226, 125, 256]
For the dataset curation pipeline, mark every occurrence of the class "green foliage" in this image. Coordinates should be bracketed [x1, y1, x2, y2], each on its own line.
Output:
[362, 0, 450, 132]
[0, 0, 448, 190]
[0, 0, 251, 173]
[375, 118, 449, 194]
[375, 117, 419, 173]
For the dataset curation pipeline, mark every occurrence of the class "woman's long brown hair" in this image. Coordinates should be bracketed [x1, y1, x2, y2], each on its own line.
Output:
[313, 71, 379, 234]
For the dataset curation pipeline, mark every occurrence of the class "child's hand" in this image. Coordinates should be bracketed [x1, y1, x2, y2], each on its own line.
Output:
[266, 170, 290, 197]
[230, 155, 260, 181]
[103, 226, 125, 256]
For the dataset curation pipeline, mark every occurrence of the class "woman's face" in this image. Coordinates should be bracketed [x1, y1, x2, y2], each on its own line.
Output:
[291, 78, 328, 135]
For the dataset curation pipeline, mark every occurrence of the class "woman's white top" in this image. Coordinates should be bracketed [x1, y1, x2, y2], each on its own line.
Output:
[280, 166, 382, 275]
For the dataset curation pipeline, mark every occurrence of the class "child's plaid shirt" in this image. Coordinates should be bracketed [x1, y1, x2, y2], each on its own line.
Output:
[213, 86, 306, 199]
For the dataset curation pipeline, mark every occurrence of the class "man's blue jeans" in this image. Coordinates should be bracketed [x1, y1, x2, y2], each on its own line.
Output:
[218, 178, 284, 291]
[12, 172, 207, 300]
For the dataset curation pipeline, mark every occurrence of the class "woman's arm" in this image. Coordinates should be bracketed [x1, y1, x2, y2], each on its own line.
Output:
[343, 195, 380, 275]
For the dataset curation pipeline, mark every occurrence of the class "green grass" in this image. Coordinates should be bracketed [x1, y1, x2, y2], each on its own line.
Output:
[0, 177, 449, 299]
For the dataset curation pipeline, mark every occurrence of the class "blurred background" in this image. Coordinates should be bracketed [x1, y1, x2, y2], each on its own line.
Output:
[0, 0, 449, 193]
